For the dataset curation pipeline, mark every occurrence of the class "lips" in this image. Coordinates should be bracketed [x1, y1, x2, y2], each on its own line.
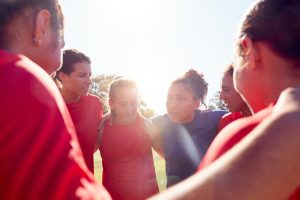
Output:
[82, 87, 89, 91]
[168, 113, 179, 119]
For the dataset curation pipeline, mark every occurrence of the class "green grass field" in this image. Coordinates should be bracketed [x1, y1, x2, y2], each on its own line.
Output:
[94, 150, 167, 191]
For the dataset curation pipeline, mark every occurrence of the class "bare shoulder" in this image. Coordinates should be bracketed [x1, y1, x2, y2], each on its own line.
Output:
[142, 116, 164, 157]
[142, 117, 160, 136]
[274, 87, 300, 115]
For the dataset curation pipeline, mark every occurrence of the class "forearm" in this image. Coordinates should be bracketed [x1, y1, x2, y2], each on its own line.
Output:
[210, 111, 300, 200]
[150, 110, 300, 200]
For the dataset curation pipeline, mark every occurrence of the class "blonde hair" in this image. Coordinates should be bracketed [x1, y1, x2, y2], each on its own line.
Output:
[108, 77, 140, 120]
[109, 77, 139, 100]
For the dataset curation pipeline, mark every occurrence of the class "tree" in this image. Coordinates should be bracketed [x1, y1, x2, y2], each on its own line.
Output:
[89, 74, 117, 114]
[139, 100, 156, 119]
[89, 74, 155, 118]
[208, 91, 227, 110]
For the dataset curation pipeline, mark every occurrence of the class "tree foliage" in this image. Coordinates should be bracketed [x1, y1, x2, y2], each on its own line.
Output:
[89, 74, 117, 114]
[89, 74, 155, 118]
[208, 91, 228, 110]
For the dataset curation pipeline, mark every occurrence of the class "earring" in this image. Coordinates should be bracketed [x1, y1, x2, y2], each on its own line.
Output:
[33, 38, 42, 46]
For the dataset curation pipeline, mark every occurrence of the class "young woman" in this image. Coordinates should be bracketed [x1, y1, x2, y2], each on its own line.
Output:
[150, 88, 300, 200]
[0, 1, 110, 199]
[98, 77, 162, 200]
[151, 1, 300, 198]
[199, 0, 300, 199]
[152, 69, 227, 187]
[56, 49, 103, 173]
[218, 64, 251, 131]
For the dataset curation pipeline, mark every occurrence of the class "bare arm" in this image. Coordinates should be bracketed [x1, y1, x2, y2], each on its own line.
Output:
[94, 114, 111, 152]
[144, 118, 164, 158]
[149, 88, 300, 200]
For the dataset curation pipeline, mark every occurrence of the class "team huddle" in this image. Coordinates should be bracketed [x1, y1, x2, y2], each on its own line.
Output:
[1, 0, 300, 200]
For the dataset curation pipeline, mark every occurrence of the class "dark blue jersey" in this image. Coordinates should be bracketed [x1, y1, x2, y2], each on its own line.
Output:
[152, 109, 227, 187]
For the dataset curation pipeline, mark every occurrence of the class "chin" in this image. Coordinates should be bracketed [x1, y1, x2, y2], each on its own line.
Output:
[169, 117, 181, 124]
[80, 91, 89, 96]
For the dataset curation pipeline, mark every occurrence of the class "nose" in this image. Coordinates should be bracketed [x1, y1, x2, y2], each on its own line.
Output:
[166, 98, 177, 111]
[220, 90, 225, 101]
[124, 104, 137, 115]
[86, 76, 92, 85]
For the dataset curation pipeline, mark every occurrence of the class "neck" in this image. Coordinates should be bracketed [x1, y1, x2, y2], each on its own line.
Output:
[60, 88, 81, 104]
[241, 105, 252, 117]
[112, 114, 138, 126]
[181, 111, 196, 124]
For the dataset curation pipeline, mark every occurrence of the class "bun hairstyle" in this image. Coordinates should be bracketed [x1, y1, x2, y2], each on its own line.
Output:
[239, 0, 300, 67]
[172, 69, 208, 107]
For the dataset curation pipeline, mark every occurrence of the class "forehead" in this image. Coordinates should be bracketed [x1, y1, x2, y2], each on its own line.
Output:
[72, 61, 91, 73]
[112, 86, 139, 100]
[169, 83, 193, 95]
[221, 73, 233, 86]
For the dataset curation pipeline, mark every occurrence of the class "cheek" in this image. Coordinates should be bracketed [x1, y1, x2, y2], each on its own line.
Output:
[234, 68, 250, 101]
[233, 68, 242, 92]
[166, 100, 171, 110]
[179, 102, 194, 115]
[50, 34, 63, 70]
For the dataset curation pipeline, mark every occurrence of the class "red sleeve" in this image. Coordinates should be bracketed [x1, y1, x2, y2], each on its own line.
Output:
[217, 112, 243, 133]
[199, 108, 272, 171]
[0, 56, 110, 200]
[97, 96, 103, 121]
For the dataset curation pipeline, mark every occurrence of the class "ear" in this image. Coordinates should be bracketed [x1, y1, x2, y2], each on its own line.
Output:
[58, 72, 68, 83]
[33, 9, 51, 46]
[240, 36, 260, 70]
[109, 99, 114, 110]
[194, 99, 201, 110]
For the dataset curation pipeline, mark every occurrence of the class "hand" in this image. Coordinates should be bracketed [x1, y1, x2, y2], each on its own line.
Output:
[75, 178, 111, 200]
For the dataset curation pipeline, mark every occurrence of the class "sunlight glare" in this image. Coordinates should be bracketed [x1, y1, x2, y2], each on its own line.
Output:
[102, 0, 159, 18]
[126, 70, 169, 115]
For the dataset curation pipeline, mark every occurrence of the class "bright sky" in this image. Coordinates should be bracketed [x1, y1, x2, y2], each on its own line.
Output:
[60, 0, 254, 114]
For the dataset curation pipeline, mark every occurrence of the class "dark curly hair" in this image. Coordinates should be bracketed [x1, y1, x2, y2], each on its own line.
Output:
[172, 69, 208, 107]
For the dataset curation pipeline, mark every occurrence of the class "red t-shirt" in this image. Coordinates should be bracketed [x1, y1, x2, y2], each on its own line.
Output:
[199, 106, 300, 199]
[100, 116, 159, 200]
[0, 50, 111, 200]
[67, 94, 103, 173]
[218, 112, 243, 132]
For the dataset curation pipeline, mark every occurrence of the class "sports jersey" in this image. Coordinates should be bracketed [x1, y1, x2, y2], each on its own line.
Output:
[152, 109, 227, 187]
[67, 94, 102, 173]
[199, 106, 300, 200]
[218, 112, 243, 132]
[100, 116, 159, 200]
[0, 50, 110, 200]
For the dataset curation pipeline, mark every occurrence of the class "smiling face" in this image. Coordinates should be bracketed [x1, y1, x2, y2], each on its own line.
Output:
[109, 86, 139, 125]
[60, 61, 92, 97]
[166, 83, 200, 124]
[220, 72, 247, 113]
